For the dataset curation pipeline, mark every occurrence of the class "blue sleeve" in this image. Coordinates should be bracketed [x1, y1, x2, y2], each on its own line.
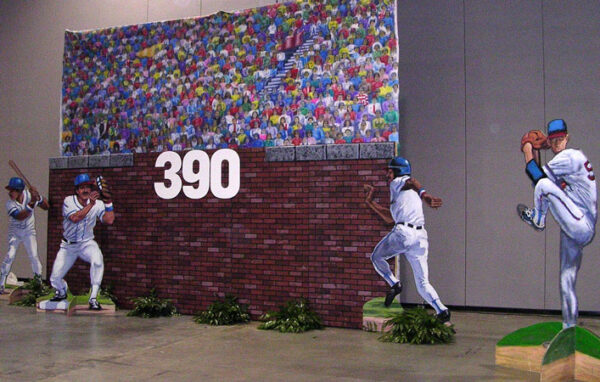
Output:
[526, 159, 546, 185]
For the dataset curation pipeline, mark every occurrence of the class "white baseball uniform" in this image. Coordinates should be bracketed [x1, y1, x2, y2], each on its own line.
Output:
[49, 195, 107, 297]
[370, 175, 448, 314]
[532, 148, 596, 328]
[1, 189, 43, 287]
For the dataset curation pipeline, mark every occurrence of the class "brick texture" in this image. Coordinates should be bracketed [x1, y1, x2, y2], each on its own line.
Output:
[47, 149, 392, 328]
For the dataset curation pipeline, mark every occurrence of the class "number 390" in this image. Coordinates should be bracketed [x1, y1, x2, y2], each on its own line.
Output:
[154, 149, 240, 200]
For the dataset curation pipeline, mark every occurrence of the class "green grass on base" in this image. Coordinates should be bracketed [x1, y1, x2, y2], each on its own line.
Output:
[576, 326, 600, 360]
[70, 294, 114, 306]
[542, 327, 575, 365]
[497, 322, 562, 347]
[36, 291, 114, 307]
[363, 297, 404, 318]
[497, 322, 600, 362]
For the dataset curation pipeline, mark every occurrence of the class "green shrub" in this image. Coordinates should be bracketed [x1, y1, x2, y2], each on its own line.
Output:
[379, 307, 455, 345]
[194, 295, 250, 325]
[99, 284, 118, 307]
[12, 275, 52, 307]
[258, 298, 323, 333]
[126, 288, 177, 318]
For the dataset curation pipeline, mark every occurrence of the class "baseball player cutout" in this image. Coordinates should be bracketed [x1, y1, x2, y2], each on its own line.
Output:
[49, 173, 114, 310]
[518, 119, 596, 329]
[1, 177, 49, 293]
[364, 157, 451, 326]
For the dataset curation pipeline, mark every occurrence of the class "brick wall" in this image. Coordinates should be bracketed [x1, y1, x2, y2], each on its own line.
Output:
[47, 149, 392, 328]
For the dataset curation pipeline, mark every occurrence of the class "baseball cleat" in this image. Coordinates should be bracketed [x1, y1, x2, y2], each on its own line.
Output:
[517, 204, 545, 231]
[384, 282, 402, 307]
[50, 289, 67, 301]
[88, 298, 102, 310]
[436, 309, 453, 327]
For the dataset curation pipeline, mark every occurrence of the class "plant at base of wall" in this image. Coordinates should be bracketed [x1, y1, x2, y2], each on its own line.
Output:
[12, 275, 52, 307]
[193, 295, 250, 326]
[379, 307, 455, 345]
[258, 298, 323, 333]
[126, 288, 178, 318]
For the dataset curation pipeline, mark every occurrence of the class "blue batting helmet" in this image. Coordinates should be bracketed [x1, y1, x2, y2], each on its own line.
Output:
[547, 119, 568, 139]
[74, 173, 94, 187]
[5, 177, 25, 191]
[388, 157, 411, 177]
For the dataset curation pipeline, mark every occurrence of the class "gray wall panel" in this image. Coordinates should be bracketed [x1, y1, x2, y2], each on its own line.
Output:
[397, 0, 466, 305]
[542, 0, 600, 312]
[465, 0, 546, 308]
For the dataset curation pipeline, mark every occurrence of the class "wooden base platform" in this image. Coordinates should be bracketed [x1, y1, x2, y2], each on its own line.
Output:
[362, 297, 403, 332]
[37, 293, 116, 316]
[496, 322, 600, 381]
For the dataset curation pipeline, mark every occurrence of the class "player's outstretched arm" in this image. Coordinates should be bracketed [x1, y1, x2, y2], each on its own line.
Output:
[363, 184, 394, 225]
[404, 178, 442, 209]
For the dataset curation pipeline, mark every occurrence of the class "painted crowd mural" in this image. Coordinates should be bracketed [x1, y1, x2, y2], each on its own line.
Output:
[60, 0, 400, 156]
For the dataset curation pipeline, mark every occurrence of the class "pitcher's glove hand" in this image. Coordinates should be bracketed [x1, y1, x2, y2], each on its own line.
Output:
[521, 130, 550, 151]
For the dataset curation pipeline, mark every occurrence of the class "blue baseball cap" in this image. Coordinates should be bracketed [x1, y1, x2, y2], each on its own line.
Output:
[547, 119, 568, 139]
[74, 173, 94, 187]
[5, 177, 25, 191]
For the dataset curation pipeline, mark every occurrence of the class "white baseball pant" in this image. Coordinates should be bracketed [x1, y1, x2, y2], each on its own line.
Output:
[50, 239, 104, 293]
[370, 225, 447, 314]
[534, 178, 595, 328]
[1, 233, 43, 286]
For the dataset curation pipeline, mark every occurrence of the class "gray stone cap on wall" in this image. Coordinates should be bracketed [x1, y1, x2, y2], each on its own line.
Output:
[266, 142, 395, 161]
[49, 143, 395, 168]
[49, 154, 134, 169]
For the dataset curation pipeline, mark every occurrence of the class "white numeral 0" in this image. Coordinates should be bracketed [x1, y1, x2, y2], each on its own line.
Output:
[154, 149, 240, 200]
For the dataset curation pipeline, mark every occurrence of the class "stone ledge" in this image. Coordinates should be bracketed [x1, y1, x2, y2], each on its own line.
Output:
[296, 145, 325, 161]
[265, 146, 295, 162]
[326, 144, 359, 160]
[360, 142, 395, 159]
[49, 154, 134, 169]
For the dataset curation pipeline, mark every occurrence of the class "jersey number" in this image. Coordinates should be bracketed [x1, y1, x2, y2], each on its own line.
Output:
[154, 149, 241, 200]
[585, 161, 595, 181]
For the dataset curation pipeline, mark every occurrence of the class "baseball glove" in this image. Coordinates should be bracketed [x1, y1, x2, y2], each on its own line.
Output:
[96, 176, 112, 202]
[521, 130, 550, 150]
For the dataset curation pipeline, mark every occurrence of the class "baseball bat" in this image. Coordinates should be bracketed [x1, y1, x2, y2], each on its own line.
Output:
[8, 160, 33, 189]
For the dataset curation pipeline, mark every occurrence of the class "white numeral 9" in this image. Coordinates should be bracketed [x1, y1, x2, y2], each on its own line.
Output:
[154, 149, 241, 200]
[182, 150, 210, 199]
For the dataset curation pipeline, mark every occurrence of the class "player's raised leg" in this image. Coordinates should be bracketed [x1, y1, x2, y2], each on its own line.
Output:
[370, 231, 403, 307]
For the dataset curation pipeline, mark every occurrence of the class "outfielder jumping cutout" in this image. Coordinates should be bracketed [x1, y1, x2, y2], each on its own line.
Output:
[364, 157, 452, 326]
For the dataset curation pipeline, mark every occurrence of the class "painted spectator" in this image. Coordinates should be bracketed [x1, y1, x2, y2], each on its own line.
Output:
[352, 131, 364, 143]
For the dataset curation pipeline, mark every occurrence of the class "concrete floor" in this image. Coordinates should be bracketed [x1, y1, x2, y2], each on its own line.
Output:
[1, 300, 599, 381]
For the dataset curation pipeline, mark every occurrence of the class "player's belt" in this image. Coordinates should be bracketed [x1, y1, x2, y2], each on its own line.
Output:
[396, 222, 423, 230]
[62, 237, 80, 244]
